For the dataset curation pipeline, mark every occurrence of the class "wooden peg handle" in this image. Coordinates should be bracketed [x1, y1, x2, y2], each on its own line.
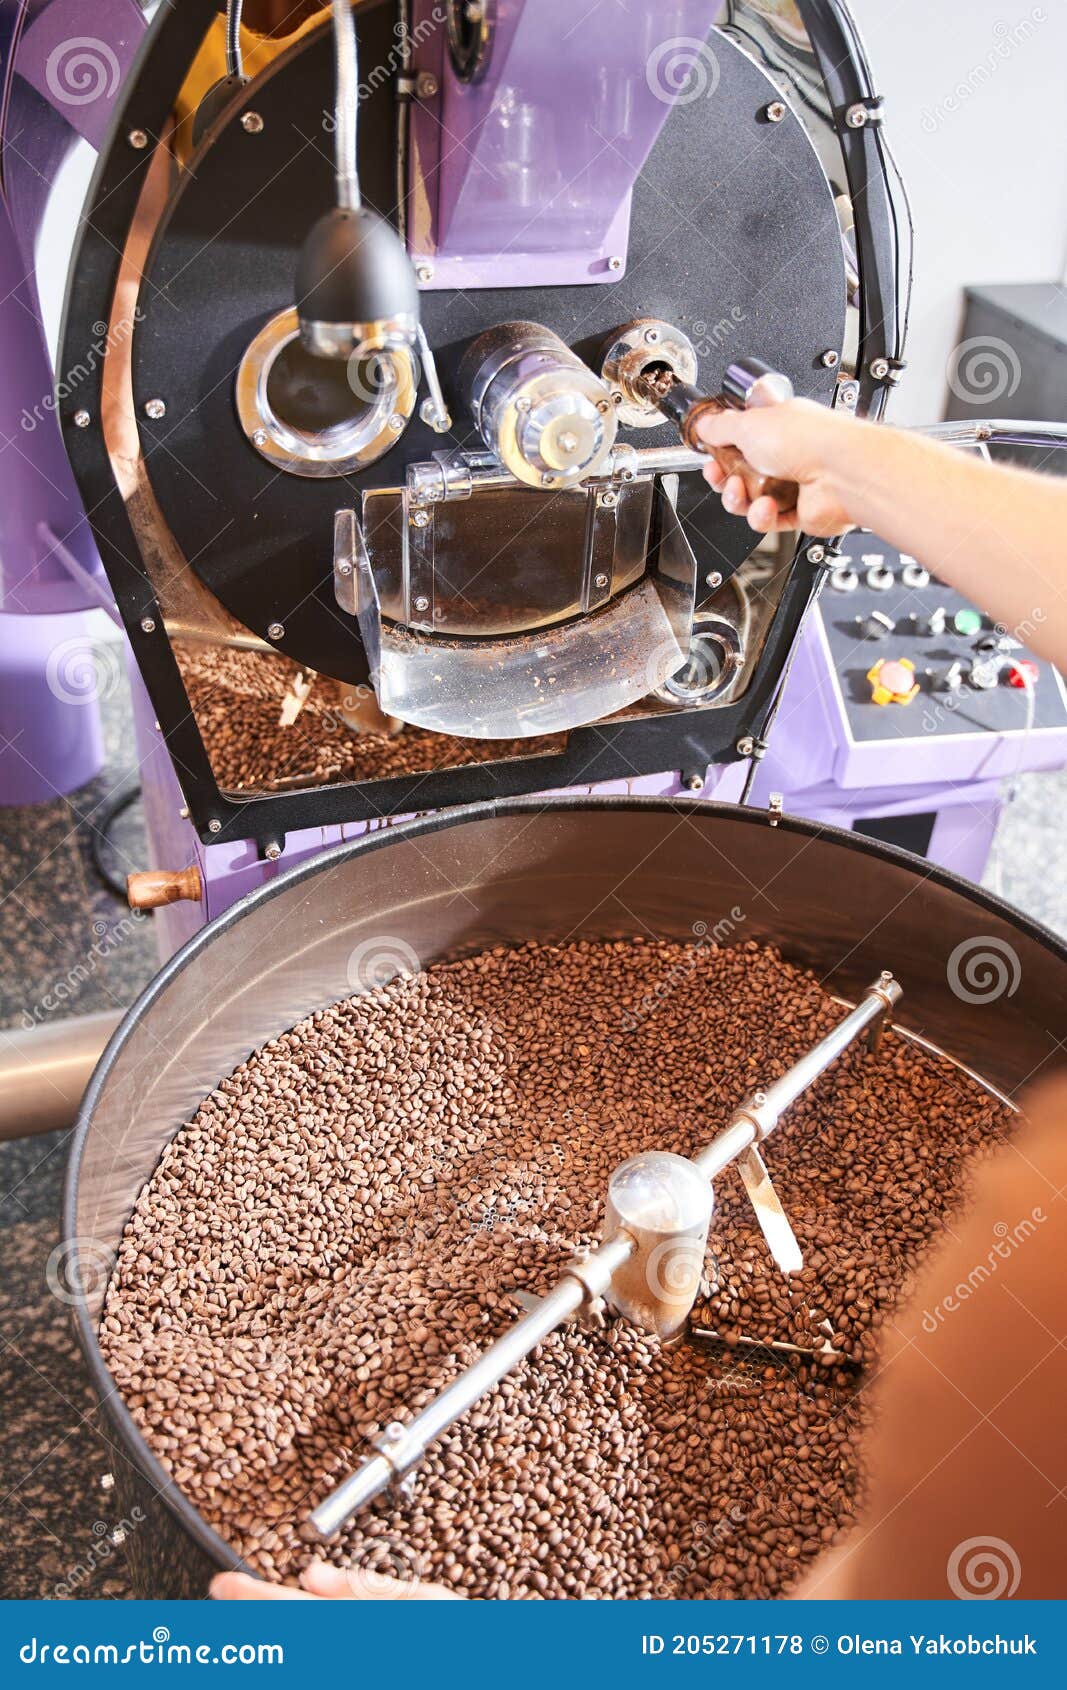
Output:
[127, 866, 203, 910]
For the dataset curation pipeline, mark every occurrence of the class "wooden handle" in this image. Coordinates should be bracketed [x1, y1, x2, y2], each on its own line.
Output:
[127, 866, 203, 910]
[681, 398, 799, 514]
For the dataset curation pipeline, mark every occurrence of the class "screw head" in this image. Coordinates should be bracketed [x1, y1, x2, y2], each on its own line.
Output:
[241, 111, 264, 134]
[144, 397, 166, 420]
[596, 398, 612, 414]
[265, 842, 282, 861]
[765, 101, 787, 122]
[415, 71, 439, 98]
[846, 103, 868, 128]
[139, 616, 156, 634]
[127, 129, 149, 150]
[415, 262, 434, 283]
[607, 255, 624, 272]
[252, 428, 269, 448]
[838, 381, 860, 409]
[594, 572, 610, 590]
[684, 773, 704, 792]
[388, 412, 406, 432]
[870, 357, 891, 380]
[208, 819, 222, 834]
[643, 327, 661, 345]
[541, 472, 557, 487]
[599, 491, 618, 508]
[267, 621, 285, 640]
[413, 595, 430, 613]
[337, 559, 353, 576]
[411, 508, 430, 528]
[820, 349, 840, 368]
[72, 409, 91, 429]
[705, 570, 723, 590]
[807, 544, 826, 564]
[736, 735, 755, 756]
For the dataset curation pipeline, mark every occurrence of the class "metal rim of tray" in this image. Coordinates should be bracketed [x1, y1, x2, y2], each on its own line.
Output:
[62, 795, 1067, 1575]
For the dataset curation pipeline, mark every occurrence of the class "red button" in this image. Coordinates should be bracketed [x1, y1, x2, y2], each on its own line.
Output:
[1007, 660, 1039, 689]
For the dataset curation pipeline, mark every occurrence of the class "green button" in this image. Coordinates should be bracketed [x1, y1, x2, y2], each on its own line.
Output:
[953, 608, 983, 636]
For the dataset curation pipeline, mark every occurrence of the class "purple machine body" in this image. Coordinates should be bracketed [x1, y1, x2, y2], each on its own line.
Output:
[2, 0, 1065, 954]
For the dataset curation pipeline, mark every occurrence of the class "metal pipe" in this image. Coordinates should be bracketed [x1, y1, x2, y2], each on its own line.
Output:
[407, 442, 708, 504]
[311, 1234, 634, 1537]
[0, 1012, 120, 1141]
[331, 0, 362, 211]
[693, 974, 902, 1179]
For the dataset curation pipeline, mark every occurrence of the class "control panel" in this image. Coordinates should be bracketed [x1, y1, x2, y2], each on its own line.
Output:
[819, 534, 1067, 743]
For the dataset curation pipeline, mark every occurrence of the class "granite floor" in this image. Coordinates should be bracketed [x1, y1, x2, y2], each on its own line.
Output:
[1, 649, 1065, 1599]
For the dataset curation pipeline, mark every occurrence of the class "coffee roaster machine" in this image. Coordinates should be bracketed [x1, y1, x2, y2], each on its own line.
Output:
[3, 0, 1066, 957]
[0, 0, 1059, 1596]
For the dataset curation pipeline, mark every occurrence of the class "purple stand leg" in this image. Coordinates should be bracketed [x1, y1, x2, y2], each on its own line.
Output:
[926, 800, 1001, 883]
[0, 609, 105, 804]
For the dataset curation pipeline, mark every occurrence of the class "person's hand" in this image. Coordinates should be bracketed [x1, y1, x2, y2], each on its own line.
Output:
[696, 396, 861, 537]
[211, 1559, 462, 1600]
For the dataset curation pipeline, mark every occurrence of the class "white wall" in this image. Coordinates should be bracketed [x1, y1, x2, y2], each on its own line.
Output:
[846, 0, 1067, 426]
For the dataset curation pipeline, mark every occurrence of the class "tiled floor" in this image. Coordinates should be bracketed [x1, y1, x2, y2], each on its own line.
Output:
[1, 661, 1065, 1598]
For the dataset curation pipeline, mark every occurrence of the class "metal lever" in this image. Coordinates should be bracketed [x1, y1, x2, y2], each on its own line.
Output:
[308, 974, 901, 1538]
[636, 355, 800, 516]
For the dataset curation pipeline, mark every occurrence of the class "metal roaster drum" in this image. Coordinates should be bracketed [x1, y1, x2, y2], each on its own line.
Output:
[65, 800, 1067, 1597]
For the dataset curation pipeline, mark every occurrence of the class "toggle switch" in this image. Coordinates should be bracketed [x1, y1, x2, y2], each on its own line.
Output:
[866, 562, 895, 591]
[927, 659, 964, 694]
[968, 656, 1000, 690]
[901, 557, 930, 589]
[855, 610, 895, 640]
[867, 657, 919, 706]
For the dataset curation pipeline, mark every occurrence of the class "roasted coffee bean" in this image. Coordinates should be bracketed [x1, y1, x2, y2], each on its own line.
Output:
[101, 938, 1010, 1599]
[175, 643, 561, 793]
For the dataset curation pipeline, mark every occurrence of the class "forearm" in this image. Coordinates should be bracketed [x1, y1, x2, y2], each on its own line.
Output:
[831, 424, 1067, 667]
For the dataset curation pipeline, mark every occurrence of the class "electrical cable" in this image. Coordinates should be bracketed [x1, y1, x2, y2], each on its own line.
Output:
[88, 777, 142, 900]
